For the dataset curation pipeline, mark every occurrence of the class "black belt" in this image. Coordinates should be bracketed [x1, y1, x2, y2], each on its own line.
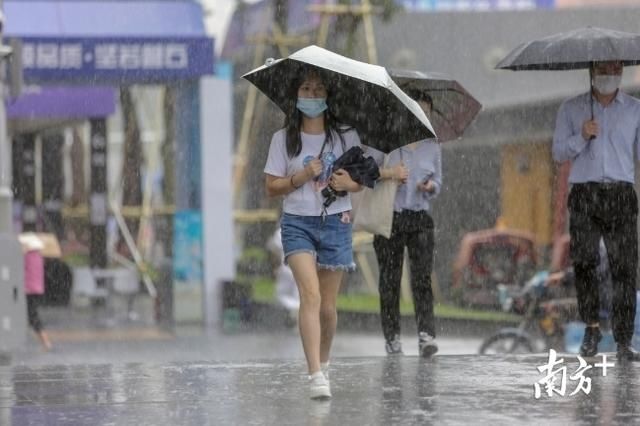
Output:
[575, 182, 633, 191]
[394, 210, 429, 217]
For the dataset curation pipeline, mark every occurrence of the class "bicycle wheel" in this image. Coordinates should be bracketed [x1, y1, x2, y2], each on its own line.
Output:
[479, 331, 535, 354]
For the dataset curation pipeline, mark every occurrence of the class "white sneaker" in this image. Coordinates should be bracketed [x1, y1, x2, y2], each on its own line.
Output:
[320, 362, 330, 382]
[385, 335, 403, 355]
[309, 371, 332, 400]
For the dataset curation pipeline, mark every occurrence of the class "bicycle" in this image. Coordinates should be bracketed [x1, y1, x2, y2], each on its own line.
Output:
[479, 271, 577, 354]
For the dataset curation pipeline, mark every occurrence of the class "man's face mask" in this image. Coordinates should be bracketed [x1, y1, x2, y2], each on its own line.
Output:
[593, 74, 622, 95]
[296, 98, 328, 118]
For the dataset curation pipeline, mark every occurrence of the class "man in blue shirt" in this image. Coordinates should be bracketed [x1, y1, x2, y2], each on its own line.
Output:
[553, 60, 640, 362]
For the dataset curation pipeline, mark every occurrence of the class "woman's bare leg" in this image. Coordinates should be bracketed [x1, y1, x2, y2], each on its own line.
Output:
[288, 253, 322, 374]
[318, 269, 343, 363]
[37, 331, 52, 351]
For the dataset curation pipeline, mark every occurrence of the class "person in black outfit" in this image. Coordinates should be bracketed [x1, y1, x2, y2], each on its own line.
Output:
[371, 93, 442, 357]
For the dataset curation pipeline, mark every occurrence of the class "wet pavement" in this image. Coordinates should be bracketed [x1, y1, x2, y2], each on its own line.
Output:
[1, 353, 639, 425]
[5, 303, 640, 424]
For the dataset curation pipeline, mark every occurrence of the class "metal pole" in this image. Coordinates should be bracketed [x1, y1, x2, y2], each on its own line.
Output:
[0, 0, 11, 233]
[0, 0, 29, 357]
[0, 0, 12, 233]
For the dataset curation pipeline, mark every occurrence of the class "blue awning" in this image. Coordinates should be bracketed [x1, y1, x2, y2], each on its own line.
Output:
[5, 1, 214, 83]
[8, 86, 115, 119]
[8, 86, 116, 132]
[5, 0, 207, 38]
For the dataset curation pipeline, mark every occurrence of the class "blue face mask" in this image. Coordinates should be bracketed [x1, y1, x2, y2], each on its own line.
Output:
[296, 98, 328, 118]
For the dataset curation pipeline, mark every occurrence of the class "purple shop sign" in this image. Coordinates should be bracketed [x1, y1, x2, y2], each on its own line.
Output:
[5, 1, 214, 83]
[7, 86, 116, 119]
[18, 37, 214, 84]
[399, 0, 555, 11]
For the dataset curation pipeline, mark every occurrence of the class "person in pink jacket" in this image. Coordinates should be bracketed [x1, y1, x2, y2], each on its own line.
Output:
[20, 235, 52, 351]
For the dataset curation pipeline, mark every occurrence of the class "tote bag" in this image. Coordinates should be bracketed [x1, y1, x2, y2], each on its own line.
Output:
[352, 155, 397, 239]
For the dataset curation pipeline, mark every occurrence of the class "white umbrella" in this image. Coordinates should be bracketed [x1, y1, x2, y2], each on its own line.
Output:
[242, 45, 436, 153]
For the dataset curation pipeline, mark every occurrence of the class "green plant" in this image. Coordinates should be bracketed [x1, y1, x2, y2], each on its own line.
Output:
[241, 246, 269, 263]
[253, 277, 276, 302]
[61, 252, 90, 267]
[237, 246, 271, 276]
[251, 278, 520, 323]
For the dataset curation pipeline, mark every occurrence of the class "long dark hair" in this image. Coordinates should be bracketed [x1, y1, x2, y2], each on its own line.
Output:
[284, 67, 348, 158]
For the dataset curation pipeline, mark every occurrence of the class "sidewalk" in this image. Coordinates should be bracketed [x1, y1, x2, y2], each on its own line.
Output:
[11, 302, 484, 367]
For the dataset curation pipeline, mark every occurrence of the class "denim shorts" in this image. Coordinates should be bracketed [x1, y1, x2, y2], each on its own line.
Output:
[280, 212, 355, 272]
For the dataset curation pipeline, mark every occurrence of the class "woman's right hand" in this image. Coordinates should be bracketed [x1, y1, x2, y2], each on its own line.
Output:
[305, 158, 324, 178]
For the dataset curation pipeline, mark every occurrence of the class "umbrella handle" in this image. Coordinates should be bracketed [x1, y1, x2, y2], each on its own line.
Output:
[589, 70, 596, 141]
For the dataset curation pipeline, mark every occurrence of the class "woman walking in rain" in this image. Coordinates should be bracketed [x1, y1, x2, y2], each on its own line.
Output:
[19, 234, 53, 351]
[371, 92, 442, 357]
[264, 67, 364, 399]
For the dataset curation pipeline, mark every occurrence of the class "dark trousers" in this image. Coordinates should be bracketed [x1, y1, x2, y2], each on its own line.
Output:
[568, 183, 638, 345]
[373, 210, 436, 341]
[27, 295, 43, 333]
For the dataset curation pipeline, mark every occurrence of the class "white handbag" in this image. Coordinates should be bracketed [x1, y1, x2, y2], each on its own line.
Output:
[352, 155, 398, 239]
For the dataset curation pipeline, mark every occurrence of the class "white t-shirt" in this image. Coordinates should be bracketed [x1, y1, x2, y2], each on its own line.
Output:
[264, 127, 362, 216]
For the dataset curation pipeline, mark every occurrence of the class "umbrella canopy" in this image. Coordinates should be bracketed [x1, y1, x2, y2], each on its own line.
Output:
[496, 26, 640, 71]
[389, 69, 482, 142]
[18, 233, 62, 258]
[242, 45, 436, 153]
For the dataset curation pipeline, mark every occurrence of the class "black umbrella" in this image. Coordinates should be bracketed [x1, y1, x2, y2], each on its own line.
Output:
[388, 69, 482, 142]
[496, 26, 640, 71]
[242, 45, 436, 153]
[496, 26, 640, 118]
